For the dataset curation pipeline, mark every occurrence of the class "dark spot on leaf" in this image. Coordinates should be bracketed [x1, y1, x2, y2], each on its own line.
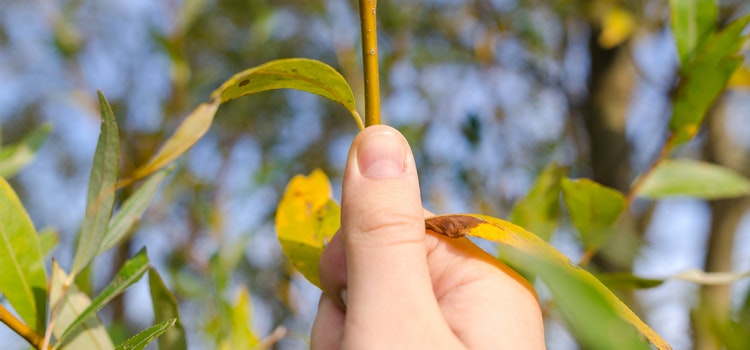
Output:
[238, 79, 250, 87]
[425, 215, 485, 238]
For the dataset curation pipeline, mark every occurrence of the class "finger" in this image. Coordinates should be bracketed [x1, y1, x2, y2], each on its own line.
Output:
[310, 294, 345, 350]
[340, 125, 447, 343]
[319, 230, 347, 309]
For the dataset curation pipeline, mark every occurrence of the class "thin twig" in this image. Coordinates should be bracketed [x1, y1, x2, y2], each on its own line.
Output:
[358, 0, 381, 126]
[0, 304, 49, 349]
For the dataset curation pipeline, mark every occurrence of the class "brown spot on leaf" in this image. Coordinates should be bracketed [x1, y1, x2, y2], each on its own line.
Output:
[238, 79, 250, 87]
[425, 215, 485, 238]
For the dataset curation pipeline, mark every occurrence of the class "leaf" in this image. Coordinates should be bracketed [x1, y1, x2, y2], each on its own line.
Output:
[149, 268, 187, 350]
[99, 166, 172, 255]
[727, 66, 750, 89]
[598, 269, 750, 291]
[509, 163, 568, 241]
[668, 14, 750, 148]
[0, 123, 52, 178]
[39, 228, 59, 257]
[598, 7, 636, 49]
[498, 246, 652, 350]
[275, 169, 341, 288]
[119, 99, 219, 187]
[424, 214, 670, 350]
[209, 58, 363, 130]
[597, 272, 666, 290]
[669, 0, 718, 66]
[72, 91, 120, 276]
[0, 177, 47, 332]
[218, 287, 260, 350]
[50, 261, 115, 350]
[60, 249, 150, 345]
[115, 319, 176, 350]
[634, 159, 750, 199]
[671, 269, 750, 285]
[561, 178, 626, 251]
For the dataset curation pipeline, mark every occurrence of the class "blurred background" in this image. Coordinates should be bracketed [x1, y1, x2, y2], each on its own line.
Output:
[1, 0, 750, 349]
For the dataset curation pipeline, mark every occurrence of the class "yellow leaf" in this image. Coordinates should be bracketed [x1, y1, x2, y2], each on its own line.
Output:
[275, 170, 340, 287]
[425, 214, 671, 350]
[727, 66, 750, 89]
[599, 7, 636, 49]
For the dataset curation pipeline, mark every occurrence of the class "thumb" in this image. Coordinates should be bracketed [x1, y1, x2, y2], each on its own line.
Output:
[340, 125, 444, 341]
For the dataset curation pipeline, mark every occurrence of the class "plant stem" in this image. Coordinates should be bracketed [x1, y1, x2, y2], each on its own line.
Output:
[358, 0, 381, 126]
[0, 304, 49, 350]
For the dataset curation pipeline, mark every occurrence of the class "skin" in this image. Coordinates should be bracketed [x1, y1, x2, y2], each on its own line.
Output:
[311, 125, 546, 350]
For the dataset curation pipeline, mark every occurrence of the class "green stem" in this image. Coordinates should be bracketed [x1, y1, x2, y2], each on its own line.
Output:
[358, 0, 380, 126]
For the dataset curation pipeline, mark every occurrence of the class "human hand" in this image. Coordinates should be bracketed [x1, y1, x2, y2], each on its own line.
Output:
[311, 125, 545, 349]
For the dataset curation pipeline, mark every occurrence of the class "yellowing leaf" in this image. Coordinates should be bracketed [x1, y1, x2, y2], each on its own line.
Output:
[424, 214, 671, 350]
[561, 178, 626, 251]
[218, 287, 260, 350]
[634, 159, 750, 199]
[209, 58, 363, 130]
[598, 7, 636, 49]
[727, 66, 750, 89]
[0, 177, 47, 332]
[275, 170, 341, 288]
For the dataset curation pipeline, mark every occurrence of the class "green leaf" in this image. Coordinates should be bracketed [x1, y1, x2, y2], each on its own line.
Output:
[210, 58, 363, 130]
[668, 14, 750, 148]
[60, 249, 150, 345]
[635, 159, 750, 199]
[72, 91, 120, 275]
[669, 0, 718, 66]
[39, 227, 59, 257]
[275, 170, 341, 288]
[149, 268, 187, 350]
[0, 123, 52, 178]
[424, 214, 669, 349]
[561, 178, 626, 251]
[115, 319, 176, 350]
[50, 261, 115, 350]
[218, 287, 260, 350]
[0, 177, 47, 332]
[120, 99, 219, 186]
[99, 167, 172, 255]
[509, 163, 568, 241]
[499, 246, 652, 350]
[597, 272, 666, 290]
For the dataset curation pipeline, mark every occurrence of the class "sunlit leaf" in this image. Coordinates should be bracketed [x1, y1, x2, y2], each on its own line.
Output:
[668, 14, 750, 148]
[0, 123, 52, 178]
[598, 7, 635, 49]
[39, 228, 59, 258]
[60, 249, 150, 345]
[149, 268, 187, 350]
[275, 169, 341, 288]
[72, 91, 120, 276]
[634, 159, 750, 199]
[0, 177, 47, 332]
[99, 167, 173, 255]
[671, 269, 750, 285]
[727, 66, 750, 89]
[669, 0, 718, 66]
[120, 99, 219, 187]
[561, 178, 626, 251]
[509, 163, 568, 242]
[499, 246, 652, 350]
[218, 287, 260, 350]
[115, 319, 176, 350]
[50, 261, 115, 350]
[210, 58, 363, 130]
[424, 214, 670, 350]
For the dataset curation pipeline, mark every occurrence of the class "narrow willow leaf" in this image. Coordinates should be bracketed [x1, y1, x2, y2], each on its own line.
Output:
[635, 159, 750, 199]
[0, 178, 47, 332]
[561, 178, 626, 251]
[499, 246, 652, 350]
[72, 91, 120, 275]
[0, 123, 52, 178]
[60, 249, 150, 345]
[509, 164, 568, 241]
[149, 268, 187, 350]
[669, 0, 718, 66]
[424, 214, 670, 350]
[209, 58, 363, 130]
[668, 14, 750, 148]
[218, 287, 260, 350]
[99, 167, 172, 255]
[121, 99, 219, 187]
[50, 261, 115, 350]
[597, 272, 666, 290]
[39, 228, 59, 258]
[275, 169, 341, 288]
[671, 269, 750, 285]
[115, 319, 176, 350]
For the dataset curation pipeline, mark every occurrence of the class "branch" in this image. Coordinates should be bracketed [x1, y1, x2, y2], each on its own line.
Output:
[0, 303, 49, 349]
[358, 0, 381, 126]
